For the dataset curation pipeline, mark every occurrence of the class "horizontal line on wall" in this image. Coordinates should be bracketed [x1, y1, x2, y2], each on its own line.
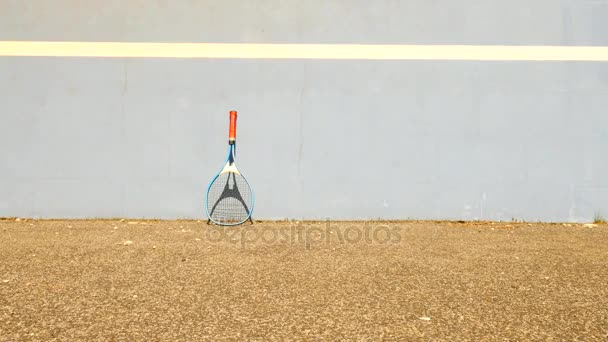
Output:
[1, 41, 608, 61]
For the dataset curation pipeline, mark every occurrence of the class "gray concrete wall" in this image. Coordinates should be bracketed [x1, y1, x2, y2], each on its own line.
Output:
[1, 1, 607, 221]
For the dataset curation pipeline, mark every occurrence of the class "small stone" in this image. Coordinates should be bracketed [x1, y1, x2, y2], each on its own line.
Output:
[583, 223, 598, 228]
[119, 219, 125, 222]
[123, 241, 133, 246]
[113, 226, 118, 229]
[67, 225, 73, 228]
[2, 279, 9, 283]
[195, 238, 201, 241]
[15, 218, 21, 222]
[419, 317, 431, 321]
[152, 246, 156, 249]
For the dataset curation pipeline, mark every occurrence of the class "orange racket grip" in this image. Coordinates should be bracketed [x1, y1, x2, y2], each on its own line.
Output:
[229, 110, 237, 143]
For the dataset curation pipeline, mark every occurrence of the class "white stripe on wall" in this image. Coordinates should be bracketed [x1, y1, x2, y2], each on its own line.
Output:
[1, 41, 608, 61]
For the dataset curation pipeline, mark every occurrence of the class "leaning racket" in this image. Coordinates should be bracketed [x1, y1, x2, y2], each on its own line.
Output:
[206, 110, 254, 225]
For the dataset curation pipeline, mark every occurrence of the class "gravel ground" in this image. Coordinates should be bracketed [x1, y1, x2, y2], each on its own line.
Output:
[0, 219, 607, 341]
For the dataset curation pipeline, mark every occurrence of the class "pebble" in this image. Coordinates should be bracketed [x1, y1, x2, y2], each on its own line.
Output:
[419, 317, 431, 321]
[15, 218, 21, 222]
[583, 224, 598, 228]
[123, 241, 133, 246]
[2, 279, 9, 283]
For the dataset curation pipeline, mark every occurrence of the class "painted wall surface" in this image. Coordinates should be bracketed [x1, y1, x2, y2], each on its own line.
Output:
[1, 1, 607, 221]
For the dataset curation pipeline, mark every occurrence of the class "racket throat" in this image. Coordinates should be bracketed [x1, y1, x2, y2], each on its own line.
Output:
[219, 145, 239, 175]
[228, 143, 236, 163]
[219, 163, 240, 175]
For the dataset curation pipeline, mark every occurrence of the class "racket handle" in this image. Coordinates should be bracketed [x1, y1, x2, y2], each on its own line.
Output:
[229, 110, 237, 144]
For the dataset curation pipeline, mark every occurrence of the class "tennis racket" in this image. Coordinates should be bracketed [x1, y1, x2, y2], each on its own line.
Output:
[206, 110, 254, 225]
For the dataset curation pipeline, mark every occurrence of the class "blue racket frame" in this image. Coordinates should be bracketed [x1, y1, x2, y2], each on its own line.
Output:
[205, 144, 255, 226]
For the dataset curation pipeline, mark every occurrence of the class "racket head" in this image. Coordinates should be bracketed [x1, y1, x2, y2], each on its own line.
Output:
[205, 145, 254, 225]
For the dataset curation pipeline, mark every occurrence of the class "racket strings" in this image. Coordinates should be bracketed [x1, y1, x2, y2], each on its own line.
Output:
[207, 171, 252, 224]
